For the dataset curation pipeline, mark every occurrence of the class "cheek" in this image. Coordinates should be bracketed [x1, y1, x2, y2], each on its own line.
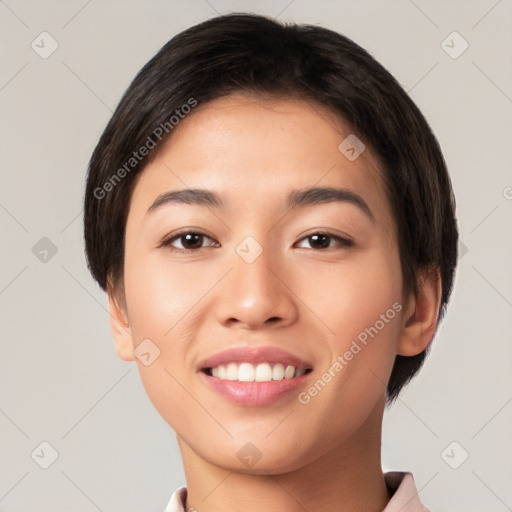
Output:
[121, 242, 231, 395]
[121, 248, 208, 426]
[296, 247, 403, 341]
[297, 247, 404, 405]
[286, 251, 403, 443]
[123, 246, 213, 340]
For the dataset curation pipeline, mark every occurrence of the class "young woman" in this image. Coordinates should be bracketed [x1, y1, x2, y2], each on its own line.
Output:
[84, 13, 458, 512]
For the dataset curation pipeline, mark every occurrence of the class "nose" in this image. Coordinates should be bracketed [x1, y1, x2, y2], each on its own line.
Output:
[214, 243, 298, 330]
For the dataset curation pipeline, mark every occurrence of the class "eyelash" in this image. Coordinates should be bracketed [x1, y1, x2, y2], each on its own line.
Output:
[159, 229, 354, 252]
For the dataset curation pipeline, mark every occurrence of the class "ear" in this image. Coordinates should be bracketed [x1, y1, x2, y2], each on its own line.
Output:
[106, 278, 135, 362]
[397, 268, 443, 356]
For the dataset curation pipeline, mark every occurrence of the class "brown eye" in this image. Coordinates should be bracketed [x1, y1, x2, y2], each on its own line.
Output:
[296, 232, 353, 250]
[178, 233, 205, 249]
[307, 234, 331, 249]
[162, 231, 217, 251]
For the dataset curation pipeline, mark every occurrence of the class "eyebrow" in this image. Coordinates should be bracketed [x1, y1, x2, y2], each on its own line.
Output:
[146, 186, 374, 221]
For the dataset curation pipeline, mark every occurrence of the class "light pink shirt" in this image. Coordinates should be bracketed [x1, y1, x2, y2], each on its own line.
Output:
[165, 472, 430, 511]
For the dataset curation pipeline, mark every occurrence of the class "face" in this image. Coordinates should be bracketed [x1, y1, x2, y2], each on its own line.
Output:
[113, 94, 410, 474]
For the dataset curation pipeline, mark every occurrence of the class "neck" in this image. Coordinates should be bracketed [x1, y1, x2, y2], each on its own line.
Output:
[177, 399, 390, 512]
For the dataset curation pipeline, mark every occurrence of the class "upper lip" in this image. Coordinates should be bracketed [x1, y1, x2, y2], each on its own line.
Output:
[199, 345, 313, 371]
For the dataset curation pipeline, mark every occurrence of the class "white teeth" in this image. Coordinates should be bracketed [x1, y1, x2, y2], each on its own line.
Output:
[238, 362, 255, 381]
[226, 362, 238, 380]
[272, 363, 285, 380]
[255, 363, 273, 382]
[208, 362, 309, 381]
[284, 365, 295, 379]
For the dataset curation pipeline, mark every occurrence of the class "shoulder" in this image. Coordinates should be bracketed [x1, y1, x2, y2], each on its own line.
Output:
[164, 486, 188, 512]
[383, 471, 431, 512]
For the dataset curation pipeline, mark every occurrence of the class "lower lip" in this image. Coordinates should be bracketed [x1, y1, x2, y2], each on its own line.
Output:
[200, 371, 311, 407]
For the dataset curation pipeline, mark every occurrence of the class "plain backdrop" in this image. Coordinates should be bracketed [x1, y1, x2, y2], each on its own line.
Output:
[0, 1, 511, 511]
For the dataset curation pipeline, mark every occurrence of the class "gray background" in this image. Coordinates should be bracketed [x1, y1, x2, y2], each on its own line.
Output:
[1, 0, 511, 511]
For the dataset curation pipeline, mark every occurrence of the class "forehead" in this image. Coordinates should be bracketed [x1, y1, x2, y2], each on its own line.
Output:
[127, 94, 393, 232]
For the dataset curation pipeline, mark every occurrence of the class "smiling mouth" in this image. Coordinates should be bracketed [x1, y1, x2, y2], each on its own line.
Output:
[202, 362, 313, 382]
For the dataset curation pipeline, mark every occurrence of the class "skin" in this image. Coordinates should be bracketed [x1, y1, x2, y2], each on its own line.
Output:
[107, 94, 441, 512]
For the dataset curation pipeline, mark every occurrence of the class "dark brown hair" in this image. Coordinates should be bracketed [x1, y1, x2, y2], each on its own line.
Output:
[83, 13, 458, 403]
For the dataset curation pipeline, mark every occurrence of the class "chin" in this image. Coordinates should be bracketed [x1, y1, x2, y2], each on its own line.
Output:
[203, 439, 321, 476]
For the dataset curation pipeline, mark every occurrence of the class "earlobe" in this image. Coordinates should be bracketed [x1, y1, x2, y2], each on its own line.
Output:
[397, 268, 442, 357]
[106, 279, 135, 362]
